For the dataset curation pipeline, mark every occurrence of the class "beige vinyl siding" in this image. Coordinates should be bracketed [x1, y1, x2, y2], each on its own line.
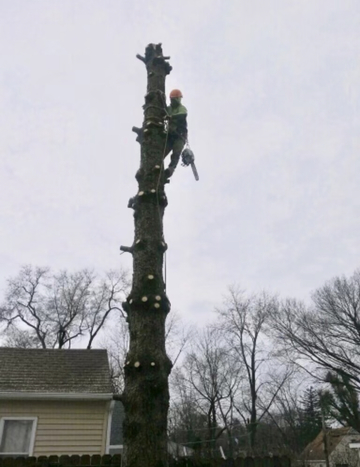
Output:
[0, 399, 110, 456]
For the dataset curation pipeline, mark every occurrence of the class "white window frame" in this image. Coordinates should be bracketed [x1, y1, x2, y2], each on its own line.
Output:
[0, 417, 38, 457]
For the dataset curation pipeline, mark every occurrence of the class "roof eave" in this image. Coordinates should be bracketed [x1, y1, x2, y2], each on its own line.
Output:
[0, 392, 114, 401]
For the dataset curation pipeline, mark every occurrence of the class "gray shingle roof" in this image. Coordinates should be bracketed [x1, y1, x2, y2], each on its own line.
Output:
[0, 348, 113, 394]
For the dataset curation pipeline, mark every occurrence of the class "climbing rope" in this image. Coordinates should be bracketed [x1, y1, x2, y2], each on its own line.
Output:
[152, 92, 170, 291]
[156, 127, 169, 292]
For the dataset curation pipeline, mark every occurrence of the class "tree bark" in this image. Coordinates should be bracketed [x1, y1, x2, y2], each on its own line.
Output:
[122, 43, 173, 467]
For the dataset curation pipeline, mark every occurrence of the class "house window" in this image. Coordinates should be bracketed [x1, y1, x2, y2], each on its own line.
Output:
[0, 418, 37, 457]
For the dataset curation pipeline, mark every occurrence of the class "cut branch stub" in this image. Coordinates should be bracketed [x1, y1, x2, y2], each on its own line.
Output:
[120, 245, 133, 254]
[133, 238, 145, 250]
[132, 126, 142, 135]
[145, 119, 164, 129]
[135, 168, 143, 182]
[120, 237, 147, 256]
[128, 190, 166, 206]
[136, 54, 146, 64]
[158, 195, 168, 207]
[159, 241, 168, 252]
[132, 126, 143, 144]
[127, 196, 137, 209]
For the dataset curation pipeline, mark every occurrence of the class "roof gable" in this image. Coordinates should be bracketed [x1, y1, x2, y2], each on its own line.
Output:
[0, 348, 113, 395]
[302, 427, 360, 460]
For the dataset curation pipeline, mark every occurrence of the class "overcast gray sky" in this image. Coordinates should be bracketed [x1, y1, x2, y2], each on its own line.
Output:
[1, 0, 359, 328]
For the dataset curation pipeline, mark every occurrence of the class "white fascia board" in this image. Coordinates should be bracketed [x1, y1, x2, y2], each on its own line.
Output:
[105, 400, 115, 454]
[0, 392, 114, 401]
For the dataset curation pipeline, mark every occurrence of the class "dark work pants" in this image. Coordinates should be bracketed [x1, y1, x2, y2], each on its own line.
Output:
[164, 134, 186, 175]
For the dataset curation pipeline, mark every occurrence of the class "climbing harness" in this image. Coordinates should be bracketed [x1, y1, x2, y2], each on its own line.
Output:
[181, 143, 199, 181]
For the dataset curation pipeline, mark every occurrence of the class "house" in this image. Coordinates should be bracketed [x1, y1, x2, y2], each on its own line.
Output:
[302, 427, 360, 467]
[0, 348, 192, 459]
[0, 348, 114, 457]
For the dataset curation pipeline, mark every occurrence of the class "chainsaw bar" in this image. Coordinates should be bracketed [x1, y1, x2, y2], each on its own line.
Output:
[190, 162, 199, 181]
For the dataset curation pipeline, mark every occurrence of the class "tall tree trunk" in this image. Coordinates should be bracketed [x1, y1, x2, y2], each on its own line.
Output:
[208, 403, 217, 456]
[248, 360, 258, 451]
[249, 392, 257, 450]
[121, 44, 173, 467]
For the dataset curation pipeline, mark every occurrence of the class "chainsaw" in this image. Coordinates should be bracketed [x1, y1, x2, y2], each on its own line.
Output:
[181, 145, 199, 181]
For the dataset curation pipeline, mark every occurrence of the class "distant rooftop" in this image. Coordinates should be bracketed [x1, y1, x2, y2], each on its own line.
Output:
[0, 348, 113, 395]
[302, 427, 360, 460]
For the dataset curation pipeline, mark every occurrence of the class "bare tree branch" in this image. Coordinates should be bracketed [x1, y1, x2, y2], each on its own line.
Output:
[0, 265, 128, 349]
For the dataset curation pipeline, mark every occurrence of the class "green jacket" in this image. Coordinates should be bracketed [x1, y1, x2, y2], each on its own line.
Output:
[167, 103, 188, 137]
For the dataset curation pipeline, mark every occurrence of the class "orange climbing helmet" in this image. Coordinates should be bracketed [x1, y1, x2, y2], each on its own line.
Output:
[170, 89, 183, 99]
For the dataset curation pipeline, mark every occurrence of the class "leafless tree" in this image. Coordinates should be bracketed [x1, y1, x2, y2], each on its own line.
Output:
[173, 326, 243, 457]
[216, 287, 292, 451]
[262, 377, 317, 455]
[3, 326, 42, 348]
[169, 370, 208, 453]
[0, 265, 129, 349]
[103, 317, 130, 394]
[270, 269, 360, 390]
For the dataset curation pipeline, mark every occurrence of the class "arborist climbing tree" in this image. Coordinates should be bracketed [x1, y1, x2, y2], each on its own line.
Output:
[164, 88, 199, 181]
[164, 89, 188, 178]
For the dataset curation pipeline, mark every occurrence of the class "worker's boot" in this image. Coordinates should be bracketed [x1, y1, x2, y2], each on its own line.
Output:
[164, 166, 174, 179]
